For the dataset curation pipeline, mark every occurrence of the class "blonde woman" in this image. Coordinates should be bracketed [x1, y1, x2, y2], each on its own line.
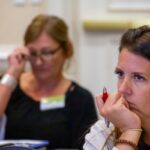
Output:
[0, 14, 97, 150]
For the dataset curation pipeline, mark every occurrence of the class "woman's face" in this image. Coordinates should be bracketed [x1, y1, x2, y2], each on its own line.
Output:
[27, 32, 65, 80]
[115, 48, 150, 122]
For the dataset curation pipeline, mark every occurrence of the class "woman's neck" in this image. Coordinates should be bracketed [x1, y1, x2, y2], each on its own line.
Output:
[20, 72, 71, 100]
[33, 74, 64, 90]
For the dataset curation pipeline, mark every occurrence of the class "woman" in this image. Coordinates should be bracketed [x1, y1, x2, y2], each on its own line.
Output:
[84, 25, 150, 150]
[0, 14, 98, 149]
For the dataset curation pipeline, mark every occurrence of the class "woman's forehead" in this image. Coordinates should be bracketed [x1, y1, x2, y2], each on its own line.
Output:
[117, 48, 150, 73]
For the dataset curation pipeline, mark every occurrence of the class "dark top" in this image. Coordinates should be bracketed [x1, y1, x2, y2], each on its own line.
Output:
[138, 136, 150, 150]
[139, 143, 150, 150]
[5, 81, 98, 150]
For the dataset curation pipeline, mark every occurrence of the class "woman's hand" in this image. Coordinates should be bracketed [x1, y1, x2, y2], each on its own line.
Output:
[96, 93, 141, 131]
[7, 47, 30, 79]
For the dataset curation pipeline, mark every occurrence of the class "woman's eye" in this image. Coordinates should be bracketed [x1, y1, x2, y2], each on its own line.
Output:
[133, 74, 145, 81]
[42, 50, 52, 55]
[115, 70, 124, 78]
[30, 51, 37, 57]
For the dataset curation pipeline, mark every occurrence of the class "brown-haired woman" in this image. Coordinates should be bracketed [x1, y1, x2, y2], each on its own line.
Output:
[84, 25, 150, 150]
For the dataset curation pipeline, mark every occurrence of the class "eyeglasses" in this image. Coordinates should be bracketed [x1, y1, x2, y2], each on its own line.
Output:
[29, 46, 61, 61]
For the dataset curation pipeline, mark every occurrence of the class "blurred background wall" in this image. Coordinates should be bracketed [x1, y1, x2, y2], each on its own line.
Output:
[0, 0, 150, 96]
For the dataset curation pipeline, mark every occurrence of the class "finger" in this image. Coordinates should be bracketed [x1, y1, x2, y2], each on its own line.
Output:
[15, 47, 30, 59]
[112, 92, 122, 104]
[9, 51, 26, 64]
[100, 93, 117, 106]
[22, 47, 30, 57]
[115, 96, 129, 110]
[96, 94, 104, 112]
[118, 96, 129, 108]
[20, 53, 29, 61]
[16, 54, 23, 64]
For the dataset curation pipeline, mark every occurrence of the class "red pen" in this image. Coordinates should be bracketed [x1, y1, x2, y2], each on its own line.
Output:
[102, 87, 108, 103]
[102, 87, 110, 128]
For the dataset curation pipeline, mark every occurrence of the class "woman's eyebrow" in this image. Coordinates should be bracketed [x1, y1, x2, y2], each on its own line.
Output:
[114, 67, 122, 73]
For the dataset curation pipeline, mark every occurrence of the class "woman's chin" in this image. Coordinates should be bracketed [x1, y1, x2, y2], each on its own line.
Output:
[35, 73, 51, 81]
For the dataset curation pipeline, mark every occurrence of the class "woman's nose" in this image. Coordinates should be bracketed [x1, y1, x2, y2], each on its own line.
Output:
[35, 55, 44, 65]
[118, 78, 131, 95]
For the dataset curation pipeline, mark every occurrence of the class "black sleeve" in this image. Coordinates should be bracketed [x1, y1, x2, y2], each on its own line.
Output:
[66, 84, 98, 149]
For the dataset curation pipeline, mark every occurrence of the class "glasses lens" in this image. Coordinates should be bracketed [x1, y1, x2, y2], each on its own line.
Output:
[29, 46, 61, 61]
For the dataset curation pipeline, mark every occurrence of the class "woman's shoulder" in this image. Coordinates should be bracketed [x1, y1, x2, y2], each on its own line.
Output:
[19, 72, 36, 96]
[83, 119, 115, 150]
[19, 72, 33, 89]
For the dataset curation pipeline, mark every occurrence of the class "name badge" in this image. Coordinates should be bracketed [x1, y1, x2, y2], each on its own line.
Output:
[40, 95, 65, 111]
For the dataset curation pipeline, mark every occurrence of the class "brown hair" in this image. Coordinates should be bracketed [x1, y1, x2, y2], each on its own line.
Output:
[119, 25, 150, 61]
[105, 25, 150, 149]
[24, 14, 73, 58]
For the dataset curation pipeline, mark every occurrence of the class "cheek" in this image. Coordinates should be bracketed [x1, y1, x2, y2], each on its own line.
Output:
[51, 57, 65, 70]
[141, 90, 150, 102]
[132, 88, 150, 107]
[56, 56, 65, 66]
